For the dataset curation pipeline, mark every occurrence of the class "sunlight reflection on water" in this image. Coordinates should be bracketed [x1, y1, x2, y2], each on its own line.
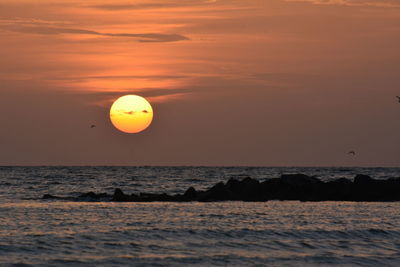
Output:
[1, 201, 400, 265]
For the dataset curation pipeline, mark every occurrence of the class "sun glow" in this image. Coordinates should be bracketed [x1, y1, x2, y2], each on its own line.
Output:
[110, 95, 153, 133]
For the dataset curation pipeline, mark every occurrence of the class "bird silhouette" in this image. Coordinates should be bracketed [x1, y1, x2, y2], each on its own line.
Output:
[90, 125, 96, 128]
[348, 151, 356, 156]
[396, 96, 400, 103]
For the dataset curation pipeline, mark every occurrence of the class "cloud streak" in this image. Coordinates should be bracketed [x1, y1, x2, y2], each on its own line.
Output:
[287, 0, 400, 8]
[90, 88, 192, 99]
[87, 0, 217, 11]
[0, 24, 189, 43]
[48, 75, 189, 81]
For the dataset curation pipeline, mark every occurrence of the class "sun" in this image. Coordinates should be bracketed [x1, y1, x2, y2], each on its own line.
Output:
[110, 95, 153, 133]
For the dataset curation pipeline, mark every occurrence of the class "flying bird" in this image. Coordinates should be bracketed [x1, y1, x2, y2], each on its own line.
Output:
[348, 151, 356, 156]
[396, 96, 400, 103]
[90, 125, 96, 128]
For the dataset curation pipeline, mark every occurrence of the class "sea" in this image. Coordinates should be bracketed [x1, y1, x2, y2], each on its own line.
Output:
[1, 166, 400, 266]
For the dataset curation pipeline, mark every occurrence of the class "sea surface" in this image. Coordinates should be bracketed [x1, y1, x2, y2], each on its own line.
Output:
[1, 166, 400, 266]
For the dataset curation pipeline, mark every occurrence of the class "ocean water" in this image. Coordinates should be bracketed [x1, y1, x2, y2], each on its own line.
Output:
[1, 166, 400, 266]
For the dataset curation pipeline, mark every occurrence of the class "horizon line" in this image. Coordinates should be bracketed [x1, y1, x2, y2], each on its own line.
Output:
[1, 165, 399, 168]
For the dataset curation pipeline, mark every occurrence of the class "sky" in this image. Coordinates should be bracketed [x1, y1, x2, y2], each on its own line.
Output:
[0, 0, 399, 166]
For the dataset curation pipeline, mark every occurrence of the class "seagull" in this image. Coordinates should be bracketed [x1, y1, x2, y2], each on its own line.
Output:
[396, 96, 400, 103]
[90, 125, 96, 128]
[348, 151, 356, 156]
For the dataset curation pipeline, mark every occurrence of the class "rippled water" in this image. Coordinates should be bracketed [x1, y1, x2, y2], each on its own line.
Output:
[1, 167, 400, 266]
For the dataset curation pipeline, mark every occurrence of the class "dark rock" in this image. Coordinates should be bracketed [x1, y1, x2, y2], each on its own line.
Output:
[260, 178, 286, 200]
[225, 178, 242, 193]
[39, 173, 400, 203]
[281, 174, 322, 186]
[259, 174, 324, 201]
[388, 177, 400, 182]
[112, 188, 130, 201]
[352, 175, 377, 201]
[79, 192, 97, 198]
[331, 178, 352, 185]
[78, 192, 109, 201]
[42, 194, 59, 199]
[242, 177, 260, 188]
[324, 178, 353, 201]
[136, 193, 176, 202]
[354, 174, 374, 185]
[352, 175, 400, 201]
[199, 182, 233, 201]
[226, 177, 262, 201]
[183, 187, 197, 200]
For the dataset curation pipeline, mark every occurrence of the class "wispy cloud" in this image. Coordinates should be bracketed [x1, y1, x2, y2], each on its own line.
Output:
[87, 0, 217, 11]
[91, 88, 192, 99]
[84, 88, 191, 106]
[287, 0, 400, 8]
[120, 110, 151, 115]
[0, 22, 189, 42]
[0, 17, 73, 26]
[48, 75, 189, 81]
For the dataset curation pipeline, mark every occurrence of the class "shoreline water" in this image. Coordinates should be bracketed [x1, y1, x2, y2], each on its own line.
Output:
[1, 167, 400, 266]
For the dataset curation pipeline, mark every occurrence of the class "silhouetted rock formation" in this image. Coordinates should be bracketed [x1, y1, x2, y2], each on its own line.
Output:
[42, 194, 61, 199]
[42, 174, 400, 202]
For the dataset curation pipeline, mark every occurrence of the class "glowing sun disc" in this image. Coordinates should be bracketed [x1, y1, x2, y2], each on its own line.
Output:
[110, 95, 153, 133]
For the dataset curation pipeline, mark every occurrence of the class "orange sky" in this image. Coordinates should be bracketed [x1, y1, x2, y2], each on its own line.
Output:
[0, 0, 399, 166]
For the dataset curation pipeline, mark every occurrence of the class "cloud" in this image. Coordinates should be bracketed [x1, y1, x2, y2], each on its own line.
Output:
[77, 88, 193, 106]
[87, 0, 217, 11]
[85, 88, 194, 105]
[48, 74, 189, 81]
[89, 3, 186, 10]
[88, 88, 192, 99]
[107, 33, 189, 43]
[286, 0, 400, 8]
[0, 23, 189, 43]
[123, 111, 135, 115]
[0, 18, 72, 26]
[1, 24, 101, 35]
